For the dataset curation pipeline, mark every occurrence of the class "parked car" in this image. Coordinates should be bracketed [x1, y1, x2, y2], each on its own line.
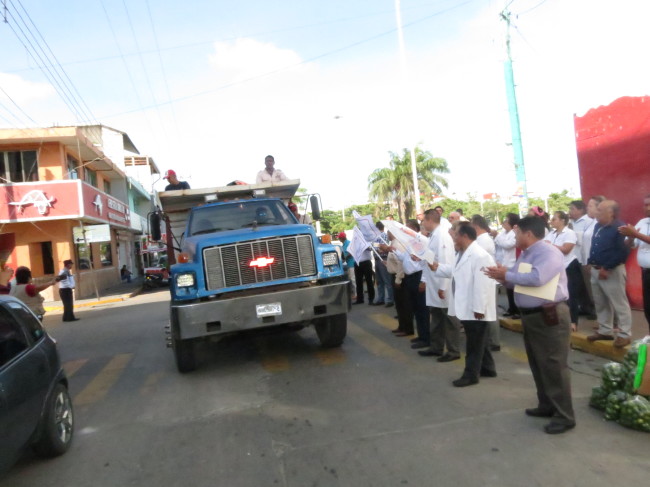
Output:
[0, 296, 74, 475]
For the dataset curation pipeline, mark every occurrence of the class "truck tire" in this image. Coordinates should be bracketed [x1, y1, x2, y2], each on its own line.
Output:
[315, 313, 347, 348]
[173, 337, 197, 373]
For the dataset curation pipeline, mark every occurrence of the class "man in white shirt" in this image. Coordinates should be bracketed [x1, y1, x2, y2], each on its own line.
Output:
[256, 155, 288, 184]
[430, 222, 497, 387]
[58, 259, 79, 322]
[620, 193, 650, 333]
[471, 215, 500, 351]
[418, 210, 459, 361]
[569, 199, 596, 318]
[287, 202, 312, 225]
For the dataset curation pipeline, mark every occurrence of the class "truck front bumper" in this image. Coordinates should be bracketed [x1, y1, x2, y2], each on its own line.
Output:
[171, 280, 350, 339]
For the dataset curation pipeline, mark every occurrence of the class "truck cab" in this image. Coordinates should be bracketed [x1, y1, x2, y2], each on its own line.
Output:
[156, 180, 350, 372]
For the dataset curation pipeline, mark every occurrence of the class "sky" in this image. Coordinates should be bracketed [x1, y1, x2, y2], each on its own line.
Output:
[1, 0, 649, 211]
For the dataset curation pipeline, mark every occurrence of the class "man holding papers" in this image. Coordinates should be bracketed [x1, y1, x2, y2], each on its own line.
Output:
[485, 216, 575, 435]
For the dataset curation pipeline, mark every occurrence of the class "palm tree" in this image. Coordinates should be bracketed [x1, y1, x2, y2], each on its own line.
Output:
[368, 147, 449, 222]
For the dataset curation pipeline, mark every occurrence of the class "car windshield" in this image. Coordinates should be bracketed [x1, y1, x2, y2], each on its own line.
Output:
[188, 200, 296, 236]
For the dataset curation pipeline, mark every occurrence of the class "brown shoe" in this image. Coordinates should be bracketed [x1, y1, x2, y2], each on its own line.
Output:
[587, 333, 614, 342]
[613, 336, 631, 348]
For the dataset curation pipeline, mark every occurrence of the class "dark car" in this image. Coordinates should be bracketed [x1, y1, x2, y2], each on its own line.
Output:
[0, 296, 74, 475]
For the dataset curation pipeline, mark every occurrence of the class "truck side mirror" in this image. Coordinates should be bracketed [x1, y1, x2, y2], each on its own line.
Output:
[310, 195, 321, 221]
[149, 212, 162, 241]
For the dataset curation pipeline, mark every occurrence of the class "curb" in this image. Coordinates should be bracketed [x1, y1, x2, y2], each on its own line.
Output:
[499, 318, 630, 363]
[43, 286, 144, 312]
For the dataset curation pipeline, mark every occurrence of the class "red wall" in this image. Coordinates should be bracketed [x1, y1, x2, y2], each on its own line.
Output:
[574, 95, 650, 308]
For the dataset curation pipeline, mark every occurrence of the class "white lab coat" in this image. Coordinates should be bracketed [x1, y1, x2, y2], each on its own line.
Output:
[494, 229, 517, 267]
[434, 241, 496, 321]
[422, 226, 455, 308]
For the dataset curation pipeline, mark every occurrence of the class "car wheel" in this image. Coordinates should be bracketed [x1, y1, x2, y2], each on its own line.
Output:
[315, 313, 347, 348]
[33, 383, 74, 457]
[173, 337, 197, 373]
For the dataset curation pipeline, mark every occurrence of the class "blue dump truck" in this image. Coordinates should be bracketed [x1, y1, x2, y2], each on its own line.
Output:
[153, 180, 350, 372]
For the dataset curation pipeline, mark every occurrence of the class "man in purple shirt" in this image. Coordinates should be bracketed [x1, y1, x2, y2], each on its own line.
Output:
[485, 216, 575, 434]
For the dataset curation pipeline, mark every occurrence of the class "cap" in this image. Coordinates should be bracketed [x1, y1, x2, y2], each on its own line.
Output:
[288, 203, 298, 211]
[164, 169, 176, 180]
[338, 232, 346, 239]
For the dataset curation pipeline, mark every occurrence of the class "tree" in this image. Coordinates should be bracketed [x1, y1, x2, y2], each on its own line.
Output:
[368, 147, 449, 222]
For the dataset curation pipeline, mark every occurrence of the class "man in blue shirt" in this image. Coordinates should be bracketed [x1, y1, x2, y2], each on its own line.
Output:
[339, 232, 356, 301]
[587, 200, 632, 347]
[485, 216, 575, 434]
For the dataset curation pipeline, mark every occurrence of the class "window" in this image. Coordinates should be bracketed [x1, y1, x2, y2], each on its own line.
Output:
[6, 301, 44, 341]
[0, 150, 38, 183]
[104, 179, 111, 195]
[76, 242, 93, 270]
[84, 168, 97, 187]
[66, 154, 79, 179]
[41, 242, 54, 275]
[0, 306, 28, 367]
[99, 242, 112, 267]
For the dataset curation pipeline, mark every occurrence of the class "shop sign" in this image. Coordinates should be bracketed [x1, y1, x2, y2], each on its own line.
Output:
[73, 224, 111, 243]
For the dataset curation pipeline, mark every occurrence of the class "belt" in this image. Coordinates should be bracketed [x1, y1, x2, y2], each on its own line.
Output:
[518, 301, 567, 316]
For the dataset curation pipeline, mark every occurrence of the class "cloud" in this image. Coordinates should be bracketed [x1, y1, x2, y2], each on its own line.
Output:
[0, 72, 55, 105]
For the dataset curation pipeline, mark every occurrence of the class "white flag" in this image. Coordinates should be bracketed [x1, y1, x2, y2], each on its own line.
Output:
[348, 226, 371, 264]
[352, 210, 386, 243]
[381, 219, 436, 264]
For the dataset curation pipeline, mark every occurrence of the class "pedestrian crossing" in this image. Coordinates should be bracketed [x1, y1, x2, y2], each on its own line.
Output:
[61, 313, 527, 410]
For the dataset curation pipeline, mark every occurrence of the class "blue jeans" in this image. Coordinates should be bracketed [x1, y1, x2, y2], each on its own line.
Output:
[374, 258, 393, 304]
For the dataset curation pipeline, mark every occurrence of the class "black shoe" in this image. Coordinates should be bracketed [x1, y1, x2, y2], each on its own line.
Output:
[418, 350, 443, 357]
[352, 301, 364, 305]
[410, 341, 428, 349]
[391, 328, 401, 334]
[372, 301, 385, 306]
[490, 345, 501, 352]
[385, 302, 394, 308]
[525, 408, 555, 418]
[438, 354, 460, 363]
[409, 337, 420, 343]
[544, 422, 575, 434]
[452, 377, 478, 387]
[480, 369, 497, 378]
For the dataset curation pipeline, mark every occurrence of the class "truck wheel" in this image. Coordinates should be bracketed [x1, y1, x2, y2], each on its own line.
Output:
[315, 313, 347, 348]
[33, 383, 74, 457]
[173, 337, 197, 373]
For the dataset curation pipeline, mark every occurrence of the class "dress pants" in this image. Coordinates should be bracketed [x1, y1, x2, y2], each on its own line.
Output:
[521, 302, 575, 425]
[643, 268, 650, 333]
[346, 267, 357, 299]
[506, 287, 517, 315]
[354, 260, 374, 304]
[565, 259, 582, 324]
[403, 272, 429, 343]
[590, 265, 632, 338]
[460, 320, 495, 380]
[393, 274, 412, 334]
[429, 306, 460, 356]
[579, 264, 596, 316]
[373, 258, 393, 304]
[59, 288, 76, 321]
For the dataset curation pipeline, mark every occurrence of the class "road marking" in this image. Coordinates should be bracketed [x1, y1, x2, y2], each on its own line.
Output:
[316, 347, 347, 365]
[369, 313, 398, 331]
[260, 354, 291, 372]
[140, 371, 165, 396]
[63, 358, 88, 378]
[347, 320, 411, 363]
[74, 353, 132, 406]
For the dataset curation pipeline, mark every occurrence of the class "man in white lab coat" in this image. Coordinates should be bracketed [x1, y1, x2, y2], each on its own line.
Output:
[418, 209, 459, 361]
[430, 222, 497, 387]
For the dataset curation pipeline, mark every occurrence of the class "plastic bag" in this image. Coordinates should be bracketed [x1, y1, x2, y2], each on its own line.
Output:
[617, 395, 650, 432]
[604, 391, 630, 421]
[601, 362, 625, 393]
[589, 386, 609, 411]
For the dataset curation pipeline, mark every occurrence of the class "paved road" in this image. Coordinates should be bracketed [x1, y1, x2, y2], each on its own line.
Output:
[3, 290, 649, 486]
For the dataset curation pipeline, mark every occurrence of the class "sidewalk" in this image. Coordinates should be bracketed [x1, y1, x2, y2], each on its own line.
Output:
[43, 277, 145, 313]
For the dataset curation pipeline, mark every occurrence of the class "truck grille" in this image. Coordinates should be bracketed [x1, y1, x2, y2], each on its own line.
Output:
[203, 235, 316, 290]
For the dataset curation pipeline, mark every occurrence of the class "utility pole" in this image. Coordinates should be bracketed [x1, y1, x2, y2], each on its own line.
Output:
[394, 0, 421, 216]
[501, 6, 529, 215]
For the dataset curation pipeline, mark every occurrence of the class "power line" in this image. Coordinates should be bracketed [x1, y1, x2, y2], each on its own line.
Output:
[4, 3, 92, 123]
[0, 82, 38, 125]
[101, 0, 477, 119]
[12, 0, 97, 123]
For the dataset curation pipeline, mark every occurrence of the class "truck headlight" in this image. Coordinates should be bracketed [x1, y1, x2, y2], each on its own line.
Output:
[176, 273, 196, 288]
[322, 252, 339, 267]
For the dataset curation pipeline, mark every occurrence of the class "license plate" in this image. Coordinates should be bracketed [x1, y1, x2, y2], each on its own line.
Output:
[256, 302, 282, 317]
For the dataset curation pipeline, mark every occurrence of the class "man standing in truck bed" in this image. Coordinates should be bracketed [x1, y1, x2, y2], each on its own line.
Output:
[256, 155, 288, 183]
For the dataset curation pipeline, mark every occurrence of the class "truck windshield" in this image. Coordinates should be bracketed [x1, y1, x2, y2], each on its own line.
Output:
[189, 200, 297, 236]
